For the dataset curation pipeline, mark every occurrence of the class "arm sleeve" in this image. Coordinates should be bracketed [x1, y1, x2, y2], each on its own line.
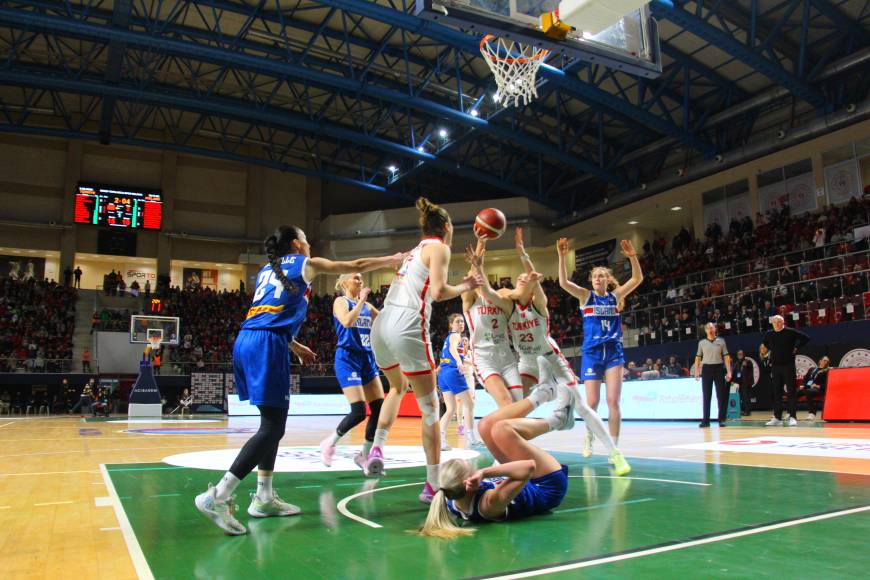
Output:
[696, 342, 703, 358]
[720, 339, 729, 357]
[794, 328, 810, 348]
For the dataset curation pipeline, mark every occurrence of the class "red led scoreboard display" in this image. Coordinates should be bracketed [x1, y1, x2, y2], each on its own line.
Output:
[74, 184, 163, 230]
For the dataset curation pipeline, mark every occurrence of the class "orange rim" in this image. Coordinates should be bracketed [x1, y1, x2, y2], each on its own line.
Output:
[480, 34, 549, 64]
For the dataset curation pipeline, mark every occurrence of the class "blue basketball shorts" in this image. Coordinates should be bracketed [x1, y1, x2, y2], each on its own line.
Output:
[438, 366, 469, 395]
[232, 329, 291, 409]
[334, 348, 380, 388]
[580, 342, 625, 381]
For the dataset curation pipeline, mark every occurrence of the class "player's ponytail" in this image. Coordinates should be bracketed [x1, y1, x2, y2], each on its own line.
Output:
[417, 459, 476, 539]
[264, 225, 303, 295]
[416, 197, 450, 238]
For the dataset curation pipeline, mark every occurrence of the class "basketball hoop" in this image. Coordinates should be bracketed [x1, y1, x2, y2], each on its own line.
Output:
[146, 334, 162, 358]
[480, 34, 549, 108]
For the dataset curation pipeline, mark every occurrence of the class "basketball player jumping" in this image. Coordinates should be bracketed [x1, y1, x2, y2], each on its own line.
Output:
[365, 198, 484, 504]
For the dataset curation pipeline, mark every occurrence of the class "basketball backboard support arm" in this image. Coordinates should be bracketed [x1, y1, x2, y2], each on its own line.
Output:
[415, 0, 662, 78]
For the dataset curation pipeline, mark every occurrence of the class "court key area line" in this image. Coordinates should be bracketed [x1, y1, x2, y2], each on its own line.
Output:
[567, 475, 712, 487]
[337, 482, 423, 528]
[473, 504, 870, 579]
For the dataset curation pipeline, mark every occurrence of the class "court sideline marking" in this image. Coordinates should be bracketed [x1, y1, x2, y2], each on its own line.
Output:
[338, 475, 711, 529]
[645, 455, 870, 477]
[474, 504, 870, 579]
[99, 464, 154, 580]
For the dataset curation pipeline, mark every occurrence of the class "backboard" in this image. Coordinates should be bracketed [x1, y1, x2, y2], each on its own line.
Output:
[130, 315, 180, 345]
[415, 0, 662, 78]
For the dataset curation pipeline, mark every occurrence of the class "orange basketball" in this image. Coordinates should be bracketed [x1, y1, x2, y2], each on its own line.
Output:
[473, 208, 507, 239]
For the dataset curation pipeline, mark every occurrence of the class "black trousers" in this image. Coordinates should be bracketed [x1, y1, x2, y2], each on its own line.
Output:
[771, 364, 797, 420]
[739, 382, 752, 414]
[701, 364, 728, 422]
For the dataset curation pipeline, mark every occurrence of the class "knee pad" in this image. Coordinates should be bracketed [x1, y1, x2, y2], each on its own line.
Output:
[348, 401, 367, 422]
[367, 398, 383, 421]
[416, 391, 439, 426]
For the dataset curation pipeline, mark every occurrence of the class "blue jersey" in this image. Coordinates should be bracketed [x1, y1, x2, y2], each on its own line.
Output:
[439, 332, 463, 368]
[241, 254, 311, 338]
[581, 291, 622, 349]
[334, 297, 373, 352]
[447, 465, 569, 522]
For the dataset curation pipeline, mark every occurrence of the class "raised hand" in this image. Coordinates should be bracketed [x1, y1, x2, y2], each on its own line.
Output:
[465, 244, 482, 270]
[462, 271, 485, 291]
[556, 237, 570, 257]
[359, 286, 371, 302]
[514, 226, 525, 253]
[620, 240, 637, 258]
[464, 469, 484, 492]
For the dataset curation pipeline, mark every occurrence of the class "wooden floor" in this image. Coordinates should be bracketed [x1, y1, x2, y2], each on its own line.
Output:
[1, 412, 868, 578]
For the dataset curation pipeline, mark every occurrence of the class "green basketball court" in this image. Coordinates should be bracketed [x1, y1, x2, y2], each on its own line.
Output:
[103, 452, 870, 578]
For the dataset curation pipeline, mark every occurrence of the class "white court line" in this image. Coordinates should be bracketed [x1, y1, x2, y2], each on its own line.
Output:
[33, 501, 74, 507]
[644, 455, 870, 478]
[95, 496, 112, 507]
[100, 464, 154, 580]
[0, 470, 100, 477]
[100, 527, 121, 532]
[567, 475, 711, 487]
[0, 444, 240, 459]
[488, 504, 870, 579]
[337, 482, 422, 528]
[0, 422, 14, 429]
[338, 474, 711, 529]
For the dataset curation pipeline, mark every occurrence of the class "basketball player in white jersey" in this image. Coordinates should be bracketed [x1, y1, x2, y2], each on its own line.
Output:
[366, 198, 483, 503]
[462, 239, 525, 407]
[511, 228, 631, 475]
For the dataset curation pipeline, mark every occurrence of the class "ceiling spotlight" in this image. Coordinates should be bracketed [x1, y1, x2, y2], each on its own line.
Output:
[439, 128, 448, 138]
[387, 165, 398, 173]
[677, 168, 685, 177]
[492, 92, 500, 103]
[776, 130, 786, 140]
[628, 220, 638, 225]
[671, 206, 683, 211]
[417, 146, 425, 152]
[640, 183, 647, 190]
[714, 154, 724, 164]
[845, 103, 857, 113]
[470, 109, 479, 117]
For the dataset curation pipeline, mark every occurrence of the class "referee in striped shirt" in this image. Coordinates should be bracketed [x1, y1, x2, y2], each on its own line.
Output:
[694, 323, 732, 428]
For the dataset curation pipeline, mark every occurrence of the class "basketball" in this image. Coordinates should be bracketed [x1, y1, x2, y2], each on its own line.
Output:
[474, 208, 507, 239]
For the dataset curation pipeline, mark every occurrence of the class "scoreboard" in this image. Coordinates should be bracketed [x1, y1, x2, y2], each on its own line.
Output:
[74, 184, 163, 230]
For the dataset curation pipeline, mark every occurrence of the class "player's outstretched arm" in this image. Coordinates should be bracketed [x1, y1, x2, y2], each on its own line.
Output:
[305, 253, 405, 279]
[467, 245, 513, 313]
[429, 243, 483, 302]
[613, 240, 644, 300]
[556, 237, 589, 303]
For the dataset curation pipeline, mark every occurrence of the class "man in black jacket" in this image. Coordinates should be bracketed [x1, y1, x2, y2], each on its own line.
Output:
[762, 316, 810, 426]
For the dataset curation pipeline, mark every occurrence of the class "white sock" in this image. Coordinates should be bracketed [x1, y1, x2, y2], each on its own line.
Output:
[256, 474, 273, 501]
[613, 435, 619, 447]
[327, 431, 341, 446]
[426, 464, 440, 489]
[571, 386, 618, 453]
[361, 440, 373, 457]
[545, 409, 565, 431]
[373, 428, 389, 449]
[214, 472, 240, 502]
[527, 386, 550, 409]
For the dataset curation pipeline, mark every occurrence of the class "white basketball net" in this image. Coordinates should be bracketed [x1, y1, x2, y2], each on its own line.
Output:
[480, 35, 549, 108]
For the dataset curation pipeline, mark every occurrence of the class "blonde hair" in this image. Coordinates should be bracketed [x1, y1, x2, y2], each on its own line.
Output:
[417, 459, 477, 539]
[590, 266, 625, 310]
[334, 274, 355, 293]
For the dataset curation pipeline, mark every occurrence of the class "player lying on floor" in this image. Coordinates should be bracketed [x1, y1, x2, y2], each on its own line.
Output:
[419, 362, 575, 538]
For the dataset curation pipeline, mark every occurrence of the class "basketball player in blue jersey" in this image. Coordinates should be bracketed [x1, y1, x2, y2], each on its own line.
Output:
[319, 273, 385, 470]
[418, 378, 576, 538]
[195, 225, 403, 535]
[557, 238, 643, 457]
[437, 314, 478, 448]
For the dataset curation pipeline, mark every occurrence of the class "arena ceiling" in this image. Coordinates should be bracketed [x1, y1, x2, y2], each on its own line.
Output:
[0, 0, 867, 219]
